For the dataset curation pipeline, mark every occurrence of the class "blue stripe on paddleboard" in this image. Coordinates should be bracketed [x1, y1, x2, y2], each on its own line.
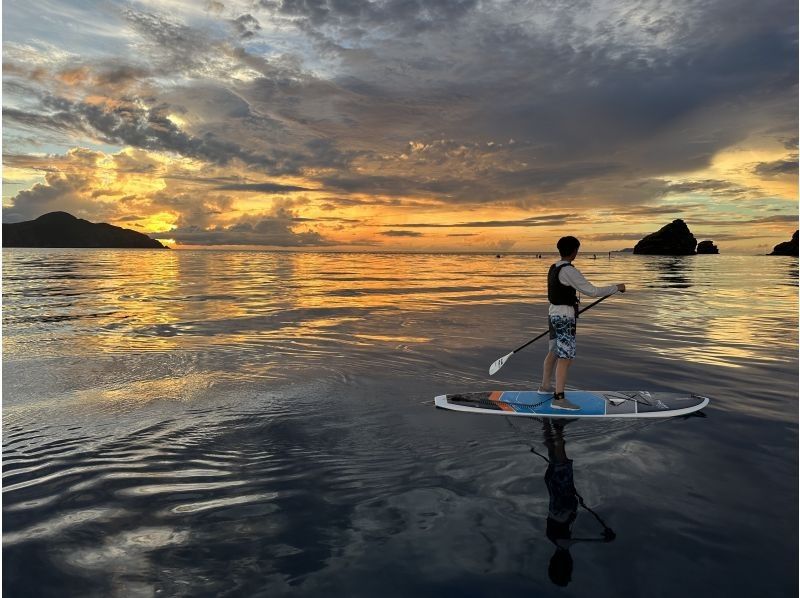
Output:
[499, 391, 605, 415]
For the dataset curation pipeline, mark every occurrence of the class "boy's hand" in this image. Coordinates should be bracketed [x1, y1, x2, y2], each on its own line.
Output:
[617, 284, 626, 293]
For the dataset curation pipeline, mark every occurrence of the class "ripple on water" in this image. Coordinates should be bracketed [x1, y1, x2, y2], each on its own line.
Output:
[2, 251, 797, 596]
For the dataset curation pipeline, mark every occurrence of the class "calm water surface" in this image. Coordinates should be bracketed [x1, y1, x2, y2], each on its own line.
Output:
[3, 250, 798, 597]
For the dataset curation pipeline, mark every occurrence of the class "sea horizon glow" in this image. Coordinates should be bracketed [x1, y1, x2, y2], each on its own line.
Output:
[3, 0, 798, 253]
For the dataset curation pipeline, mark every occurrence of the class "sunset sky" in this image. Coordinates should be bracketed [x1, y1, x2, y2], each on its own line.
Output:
[3, 0, 798, 252]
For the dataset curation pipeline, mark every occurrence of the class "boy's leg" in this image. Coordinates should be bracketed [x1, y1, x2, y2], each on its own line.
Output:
[555, 358, 573, 394]
[552, 359, 579, 410]
[540, 351, 557, 391]
[549, 315, 579, 410]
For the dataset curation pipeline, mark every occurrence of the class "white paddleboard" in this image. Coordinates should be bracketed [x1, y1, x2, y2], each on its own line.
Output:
[434, 390, 709, 418]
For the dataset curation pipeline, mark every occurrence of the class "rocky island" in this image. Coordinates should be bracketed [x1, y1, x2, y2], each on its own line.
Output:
[697, 240, 719, 254]
[633, 219, 701, 255]
[2, 212, 168, 249]
[769, 230, 798, 256]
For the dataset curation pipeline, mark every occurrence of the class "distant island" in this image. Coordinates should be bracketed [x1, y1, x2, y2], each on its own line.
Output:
[697, 240, 719, 254]
[633, 219, 702, 255]
[2, 212, 168, 249]
[769, 230, 798, 256]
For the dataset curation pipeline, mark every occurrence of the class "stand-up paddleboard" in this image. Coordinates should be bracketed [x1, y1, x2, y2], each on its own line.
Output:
[434, 390, 709, 418]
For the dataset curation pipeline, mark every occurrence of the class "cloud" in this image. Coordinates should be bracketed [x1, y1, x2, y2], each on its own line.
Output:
[583, 232, 648, 241]
[636, 178, 758, 200]
[602, 204, 705, 217]
[2, 148, 119, 223]
[662, 180, 741, 194]
[230, 14, 262, 39]
[3, 0, 798, 250]
[485, 238, 517, 252]
[753, 157, 799, 177]
[380, 230, 424, 237]
[261, 0, 480, 34]
[690, 214, 799, 226]
[214, 182, 312, 192]
[379, 214, 577, 228]
[5, 96, 281, 170]
[157, 209, 334, 246]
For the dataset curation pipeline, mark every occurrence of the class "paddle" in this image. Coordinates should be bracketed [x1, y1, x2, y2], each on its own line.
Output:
[488, 294, 614, 376]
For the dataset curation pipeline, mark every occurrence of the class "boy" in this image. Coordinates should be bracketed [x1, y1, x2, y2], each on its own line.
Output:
[541, 236, 625, 410]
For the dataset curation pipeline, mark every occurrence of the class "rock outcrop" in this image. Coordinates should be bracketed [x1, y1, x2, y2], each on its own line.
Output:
[633, 219, 697, 255]
[2, 212, 168, 249]
[769, 230, 799, 256]
[696, 240, 719, 254]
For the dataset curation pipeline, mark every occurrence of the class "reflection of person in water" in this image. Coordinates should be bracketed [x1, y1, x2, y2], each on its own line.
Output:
[536, 419, 616, 587]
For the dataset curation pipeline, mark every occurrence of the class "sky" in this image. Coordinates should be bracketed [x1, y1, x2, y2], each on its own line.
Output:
[2, 0, 798, 252]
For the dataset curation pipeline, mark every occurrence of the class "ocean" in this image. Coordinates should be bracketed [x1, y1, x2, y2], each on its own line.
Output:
[2, 249, 798, 597]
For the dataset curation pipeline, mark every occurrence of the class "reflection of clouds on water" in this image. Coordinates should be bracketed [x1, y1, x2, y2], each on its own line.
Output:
[2, 250, 797, 595]
[645, 255, 694, 290]
[621, 255, 797, 369]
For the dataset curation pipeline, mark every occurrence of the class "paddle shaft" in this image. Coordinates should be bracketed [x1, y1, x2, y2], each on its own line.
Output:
[509, 294, 612, 355]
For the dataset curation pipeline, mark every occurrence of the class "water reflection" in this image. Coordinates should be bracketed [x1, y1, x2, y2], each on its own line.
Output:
[2, 250, 797, 596]
[646, 256, 693, 289]
[532, 420, 616, 587]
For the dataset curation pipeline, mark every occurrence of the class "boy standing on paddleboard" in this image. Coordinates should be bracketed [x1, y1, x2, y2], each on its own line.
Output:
[541, 236, 625, 410]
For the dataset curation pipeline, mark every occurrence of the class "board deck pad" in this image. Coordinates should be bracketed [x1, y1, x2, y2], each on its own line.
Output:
[435, 390, 709, 418]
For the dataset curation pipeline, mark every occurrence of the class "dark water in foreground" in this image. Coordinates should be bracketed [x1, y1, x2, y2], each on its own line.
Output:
[3, 250, 798, 597]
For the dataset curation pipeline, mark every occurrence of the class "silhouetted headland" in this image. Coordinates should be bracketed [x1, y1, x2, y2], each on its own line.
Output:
[768, 230, 798, 256]
[2, 212, 168, 249]
[633, 219, 700, 255]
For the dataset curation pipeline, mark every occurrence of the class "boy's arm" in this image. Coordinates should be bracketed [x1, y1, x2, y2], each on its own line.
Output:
[559, 266, 619, 297]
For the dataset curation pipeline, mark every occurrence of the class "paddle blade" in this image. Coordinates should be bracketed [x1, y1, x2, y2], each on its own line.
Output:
[489, 352, 514, 376]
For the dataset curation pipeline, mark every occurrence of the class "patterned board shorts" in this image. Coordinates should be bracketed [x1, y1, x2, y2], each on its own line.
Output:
[548, 315, 577, 359]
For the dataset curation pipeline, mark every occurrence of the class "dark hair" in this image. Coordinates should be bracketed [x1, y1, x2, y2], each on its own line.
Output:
[557, 236, 580, 258]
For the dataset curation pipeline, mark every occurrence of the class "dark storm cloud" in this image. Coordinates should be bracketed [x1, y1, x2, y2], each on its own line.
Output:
[279, 0, 795, 199]
[753, 157, 799, 177]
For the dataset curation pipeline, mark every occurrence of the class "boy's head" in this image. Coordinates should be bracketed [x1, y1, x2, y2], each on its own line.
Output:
[557, 236, 581, 258]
